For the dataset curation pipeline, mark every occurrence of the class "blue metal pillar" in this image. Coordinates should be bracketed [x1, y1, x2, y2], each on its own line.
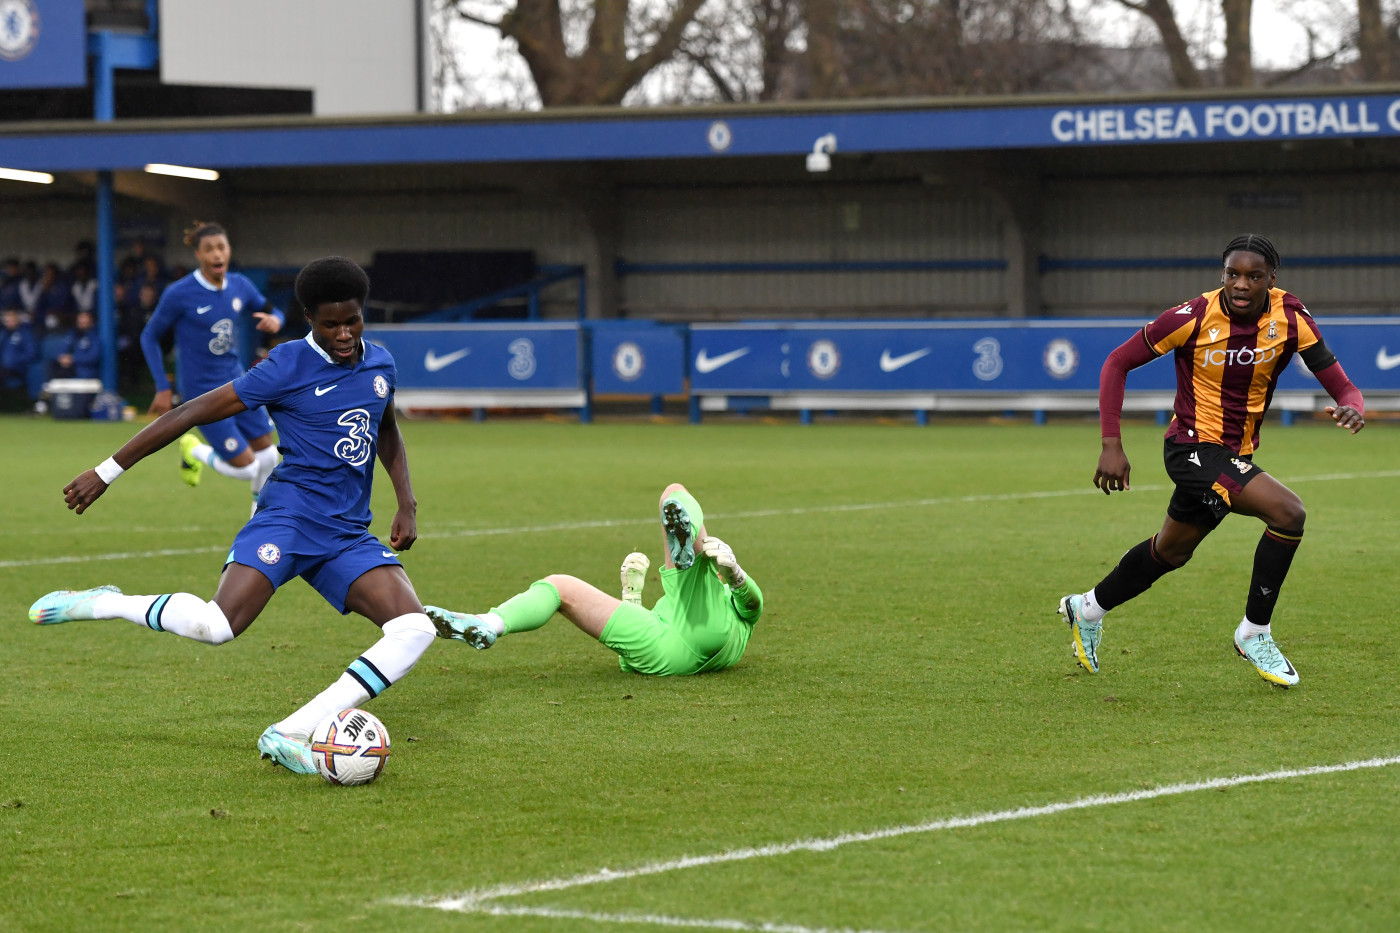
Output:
[92, 37, 118, 394]
[88, 23, 159, 399]
[96, 173, 117, 392]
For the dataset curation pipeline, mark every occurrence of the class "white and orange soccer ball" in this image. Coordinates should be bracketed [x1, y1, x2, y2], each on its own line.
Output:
[310, 708, 390, 785]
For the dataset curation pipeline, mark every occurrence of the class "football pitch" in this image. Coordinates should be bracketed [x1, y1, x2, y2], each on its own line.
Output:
[2, 414, 1397, 933]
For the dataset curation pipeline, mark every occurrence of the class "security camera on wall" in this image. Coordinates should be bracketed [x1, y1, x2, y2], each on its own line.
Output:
[807, 133, 837, 172]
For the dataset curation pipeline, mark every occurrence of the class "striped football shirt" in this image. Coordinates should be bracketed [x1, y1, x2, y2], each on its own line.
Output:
[1140, 287, 1328, 456]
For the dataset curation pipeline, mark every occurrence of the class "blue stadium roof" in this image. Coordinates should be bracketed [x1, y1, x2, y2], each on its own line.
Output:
[3, 87, 1400, 172]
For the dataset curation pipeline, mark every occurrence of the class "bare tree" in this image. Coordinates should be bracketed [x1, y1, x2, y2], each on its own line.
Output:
[779, 0, 1096, 99]
[438, 0, 715, 106]
[643, 0, 802, 103]
[1356, 0, 1393, 80]
[1220, 0, 1254, 85]
[1109, 0, 1203, 87]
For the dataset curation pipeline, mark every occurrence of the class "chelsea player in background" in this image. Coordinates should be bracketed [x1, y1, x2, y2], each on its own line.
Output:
[140, 221, 284, 512]
[32, 257, 437, 775]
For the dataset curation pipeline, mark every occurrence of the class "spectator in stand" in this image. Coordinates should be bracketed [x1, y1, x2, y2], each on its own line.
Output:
[17, 261, 42, 316]
[71, 240, 95, 276]
[1, 308, 39, 402]
[135, 282, 159, 327]
[0, 258, 21, 309]
[35, 263, 72, 333]
[117, 289, 149, 390]
[49, 310, 101, 380]
[116, 255, 140, 306]
[70, 263, 97, 316]
[133, 254, 167, 300]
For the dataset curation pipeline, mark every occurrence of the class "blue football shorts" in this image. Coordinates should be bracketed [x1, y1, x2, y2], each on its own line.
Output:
[225, 507, 401, 614]
[199, 405, 275, 460]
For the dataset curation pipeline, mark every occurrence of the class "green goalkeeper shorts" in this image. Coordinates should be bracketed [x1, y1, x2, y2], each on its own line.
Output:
[600, 560, 749, 675]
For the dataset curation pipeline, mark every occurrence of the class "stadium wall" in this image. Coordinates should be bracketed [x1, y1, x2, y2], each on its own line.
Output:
[9, 168, 1400, 320]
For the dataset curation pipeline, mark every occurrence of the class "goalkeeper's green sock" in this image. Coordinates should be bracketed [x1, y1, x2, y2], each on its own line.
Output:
[492, 579, 562, 635]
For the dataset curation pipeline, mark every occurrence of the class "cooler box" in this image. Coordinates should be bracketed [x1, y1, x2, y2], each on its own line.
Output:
[45, 378, 101, 420]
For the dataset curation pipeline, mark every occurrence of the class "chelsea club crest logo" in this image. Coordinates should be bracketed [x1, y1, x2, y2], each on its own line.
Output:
[612, 341, 645, 382]
[1042, 338, 1080, 380]
[373, 375, 388, 398]
[807, 340, 840, 379]
[0, 0, 39, 61]
[257, 543, 281, 565]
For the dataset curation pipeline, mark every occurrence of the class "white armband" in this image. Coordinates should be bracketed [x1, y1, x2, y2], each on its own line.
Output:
[94, 457, 125, 485]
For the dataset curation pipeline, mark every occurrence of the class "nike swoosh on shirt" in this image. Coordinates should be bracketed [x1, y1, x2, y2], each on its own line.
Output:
[694, 347, 751, 374]
[425, 348, 471, 372]
[382, 551, 397, 558]
[314, 384, 337, 396]
[1376, 347, 1400, 370]
[196, 305, 213, 315]
[879, 347, 932, 372]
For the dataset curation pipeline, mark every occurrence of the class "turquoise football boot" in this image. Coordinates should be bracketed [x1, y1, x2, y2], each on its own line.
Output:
[1058, 593, 1101, 674]
[1234, 632, 1299, 687]
[257, 726, 318, 774]
[662, 491, 703, 571]
[424, 606, 497, 649]
[29, 585, 122, 625]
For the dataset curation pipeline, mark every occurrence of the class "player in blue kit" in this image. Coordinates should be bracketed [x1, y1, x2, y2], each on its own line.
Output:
[31, 257, 436, 776]
[141, 221, 284, 511]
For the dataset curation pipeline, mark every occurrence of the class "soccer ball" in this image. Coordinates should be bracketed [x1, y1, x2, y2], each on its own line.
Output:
[310, 708, 391, 785]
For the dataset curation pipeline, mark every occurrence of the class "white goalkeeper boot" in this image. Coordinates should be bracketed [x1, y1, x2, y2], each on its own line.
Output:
[621, 552, 650, 605]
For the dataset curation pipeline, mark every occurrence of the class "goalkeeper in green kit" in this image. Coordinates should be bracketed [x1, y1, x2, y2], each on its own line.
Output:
[425, 484, 764, 675]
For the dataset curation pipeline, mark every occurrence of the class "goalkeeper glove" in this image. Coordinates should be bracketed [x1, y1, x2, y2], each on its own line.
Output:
[699, 536, 746, 586]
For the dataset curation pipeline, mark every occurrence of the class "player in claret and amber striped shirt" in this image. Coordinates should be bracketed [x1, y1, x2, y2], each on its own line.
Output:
[1057, 234, 1365, 688]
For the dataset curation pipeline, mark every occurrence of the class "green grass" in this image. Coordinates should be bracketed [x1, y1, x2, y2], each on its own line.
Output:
[2, 414, 1397, 933]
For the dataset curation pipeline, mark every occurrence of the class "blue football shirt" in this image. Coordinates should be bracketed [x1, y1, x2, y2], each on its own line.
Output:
[231, 334, 398, 527]
[140, 270, 281, 398]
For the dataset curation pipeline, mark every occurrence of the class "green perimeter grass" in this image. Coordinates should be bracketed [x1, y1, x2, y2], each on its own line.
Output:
[1, 414, 1397, 933]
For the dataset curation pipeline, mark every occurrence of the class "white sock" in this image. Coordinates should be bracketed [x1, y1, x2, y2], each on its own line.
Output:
[1080, 588, 1107, 622]
[1236, 617, 1270, 643]
[275, 613, 436, 738]
[483, 612, 506, 635]
[91, 591, 234, 645]
[275, 674, 368, 739]
[250, 446, 280, 495]
[194, 442, 259, 482]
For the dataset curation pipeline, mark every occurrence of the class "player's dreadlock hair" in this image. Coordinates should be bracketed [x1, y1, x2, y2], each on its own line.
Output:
[295, 256, 371, 315]
[183, 220, 226, 249]
[1221, 234, 1280, 271]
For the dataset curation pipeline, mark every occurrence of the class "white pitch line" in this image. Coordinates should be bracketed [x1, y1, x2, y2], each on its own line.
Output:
[461, 904, 899, 933]
[410, 753, 1400, 924]
[0, 544, 227, 569]
[11, 468, 1399, 570]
